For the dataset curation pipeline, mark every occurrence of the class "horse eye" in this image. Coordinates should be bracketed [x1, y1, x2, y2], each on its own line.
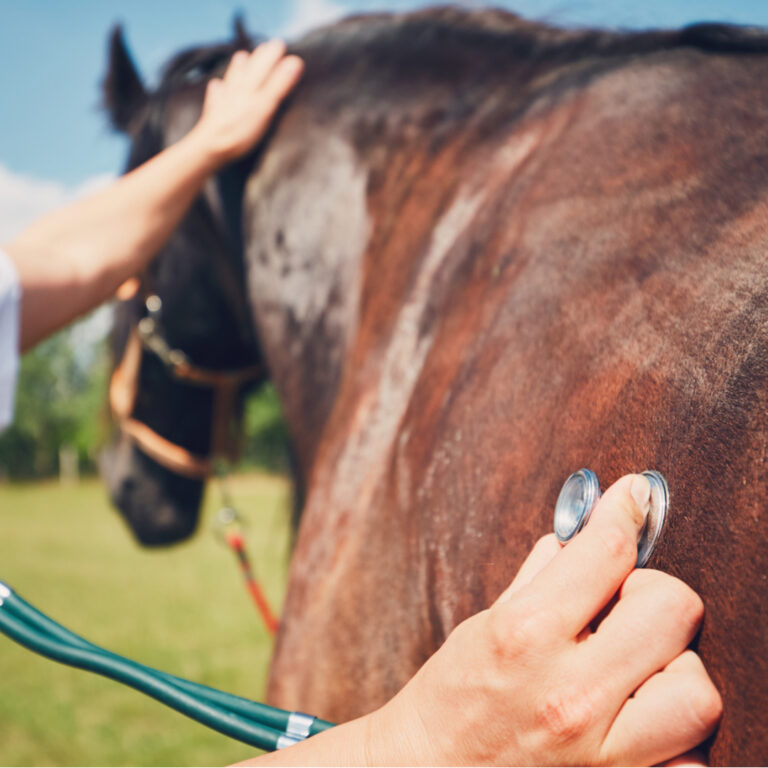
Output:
[553, 468, 601, 543]
[182, 67, 204, 82]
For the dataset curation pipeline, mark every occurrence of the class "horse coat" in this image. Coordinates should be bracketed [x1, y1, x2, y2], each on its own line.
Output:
[104, 10, 768, 764]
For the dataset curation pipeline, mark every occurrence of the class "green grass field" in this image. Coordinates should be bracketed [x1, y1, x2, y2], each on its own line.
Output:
[0, 474, 292, 766]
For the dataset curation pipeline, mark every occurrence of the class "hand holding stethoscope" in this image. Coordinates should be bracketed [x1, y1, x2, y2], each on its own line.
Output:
[282, 474, 721, 767]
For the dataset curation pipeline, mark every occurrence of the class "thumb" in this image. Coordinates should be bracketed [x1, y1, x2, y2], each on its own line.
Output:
[494, 472, 652, 607]
[203, 77, 222, 106]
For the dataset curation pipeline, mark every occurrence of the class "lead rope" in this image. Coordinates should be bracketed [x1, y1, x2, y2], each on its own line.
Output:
[213, 465, 279, 636]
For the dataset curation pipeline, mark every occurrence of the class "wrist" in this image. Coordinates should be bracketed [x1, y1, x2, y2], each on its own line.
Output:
[364, 685, 444, 766]
[245, 713, 373, 766]
[178, 123, 229, 175]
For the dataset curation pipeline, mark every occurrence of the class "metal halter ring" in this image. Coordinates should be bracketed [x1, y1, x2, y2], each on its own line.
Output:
[212, 506, 248, 546]
[553, 468, 669, 567]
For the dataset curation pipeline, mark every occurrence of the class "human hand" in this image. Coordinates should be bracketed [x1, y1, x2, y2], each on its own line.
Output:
[190, 40, 303, 166]
[367, 474, 722, 766]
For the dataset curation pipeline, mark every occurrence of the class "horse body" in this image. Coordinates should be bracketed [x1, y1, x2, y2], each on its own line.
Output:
[104, 10, 768, 764]
[247, 14, 768, 763]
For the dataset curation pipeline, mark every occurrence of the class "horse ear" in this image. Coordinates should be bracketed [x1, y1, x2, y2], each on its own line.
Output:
[233, 13, 252, 50]
[103, 25, 147, 134]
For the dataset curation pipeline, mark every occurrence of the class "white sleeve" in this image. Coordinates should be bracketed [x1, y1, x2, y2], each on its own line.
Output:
[0, 248, 21, 432]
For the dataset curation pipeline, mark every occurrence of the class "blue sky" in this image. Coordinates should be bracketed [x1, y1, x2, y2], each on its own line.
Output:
[1, 0, 768, 213]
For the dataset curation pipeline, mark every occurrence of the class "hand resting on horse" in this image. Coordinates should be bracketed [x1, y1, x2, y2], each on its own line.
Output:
[248, 475, 722, 766]
[3, 40, 303, 352]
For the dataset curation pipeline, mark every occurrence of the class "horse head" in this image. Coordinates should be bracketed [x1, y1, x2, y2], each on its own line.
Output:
[100, 24, 267, 546]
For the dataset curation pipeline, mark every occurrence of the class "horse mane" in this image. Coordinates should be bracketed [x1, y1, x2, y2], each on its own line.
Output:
[290, 7, 768, 69]
[151, 8, 768, 96]
[121, 6, 768, 252]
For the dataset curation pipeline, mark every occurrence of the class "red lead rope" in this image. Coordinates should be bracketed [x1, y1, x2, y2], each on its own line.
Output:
[224, 530, 279, 635]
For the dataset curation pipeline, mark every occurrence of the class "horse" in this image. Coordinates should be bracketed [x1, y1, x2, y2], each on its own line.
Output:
[100, 22, 272, 546]
[101, 9, 768, 764]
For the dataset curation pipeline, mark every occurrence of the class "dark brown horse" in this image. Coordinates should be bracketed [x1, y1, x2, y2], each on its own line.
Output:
[100, 24, 275, 545]
[103, 9, 768, 764]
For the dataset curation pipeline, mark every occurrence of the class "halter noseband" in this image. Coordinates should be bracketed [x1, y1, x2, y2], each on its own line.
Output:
[109, 292, 263, 479]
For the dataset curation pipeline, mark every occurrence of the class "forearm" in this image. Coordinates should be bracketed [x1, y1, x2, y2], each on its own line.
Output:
[5, 126, 218, 351]
[235, 699, 428, 766]
[3, 40, 302, 352]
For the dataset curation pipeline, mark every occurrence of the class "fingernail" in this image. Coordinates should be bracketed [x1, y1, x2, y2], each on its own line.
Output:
[630, 474, 651, 522]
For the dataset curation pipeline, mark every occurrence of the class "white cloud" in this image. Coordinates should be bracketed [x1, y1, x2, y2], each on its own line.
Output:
[0, 166, 116, 360]
[0, 165, 114, 243]
[281, 0, 346, 39]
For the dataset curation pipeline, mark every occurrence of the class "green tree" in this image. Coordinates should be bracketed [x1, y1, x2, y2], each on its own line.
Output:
[0, 330, 108, 480]
[241, 383, 289, 472]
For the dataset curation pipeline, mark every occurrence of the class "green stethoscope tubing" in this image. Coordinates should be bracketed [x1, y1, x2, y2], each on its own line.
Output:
[0, 583, 334, 752]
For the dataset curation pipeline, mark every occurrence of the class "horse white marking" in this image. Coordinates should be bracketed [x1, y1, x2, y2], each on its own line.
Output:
[495, 128, 540, 176]
[317, 185, 488, 530]
[246, 132, 369, 382]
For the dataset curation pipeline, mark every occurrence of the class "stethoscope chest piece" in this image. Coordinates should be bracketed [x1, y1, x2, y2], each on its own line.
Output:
[553, 468, 669, 567]
[553, 468, 601, 543]
[636, 470, 669, 567]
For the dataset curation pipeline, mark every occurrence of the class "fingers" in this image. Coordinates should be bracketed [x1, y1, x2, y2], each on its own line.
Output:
[245, 39, 287, 89]
[225, 48, 249, 77]
[223, 42, 277, 85]
[600, 651, 722, 766]
[195, 38, 304, 163]
[576, 568, 703, 705]
[224, 40, 296, 93]
[507, 474, 651, 639]
[260, 54, 304, 104]
[221, 40, 303, 116]
[204, 77, 222, 102]
[494, 534, 561, 605]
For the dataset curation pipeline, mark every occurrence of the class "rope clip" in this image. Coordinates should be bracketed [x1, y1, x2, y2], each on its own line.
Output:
[213, 505, 248, 550]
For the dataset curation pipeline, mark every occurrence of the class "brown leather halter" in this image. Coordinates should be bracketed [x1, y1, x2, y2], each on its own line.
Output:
[109, 291, 263, 480]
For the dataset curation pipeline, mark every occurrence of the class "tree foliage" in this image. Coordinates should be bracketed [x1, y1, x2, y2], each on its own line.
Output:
[0, 330, 109, 479]
[241, 383, 290, 472]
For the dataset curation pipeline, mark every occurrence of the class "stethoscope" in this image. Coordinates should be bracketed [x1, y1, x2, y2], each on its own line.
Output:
[554, 468, 669, 567]
[0, 580, 333, 751]
[0, 468, 669, 751]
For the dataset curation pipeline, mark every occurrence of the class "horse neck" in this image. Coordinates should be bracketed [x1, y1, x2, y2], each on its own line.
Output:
[243, 127, 368, 479]
[239, 11, 552, 481]
[237, 9, 699, 481]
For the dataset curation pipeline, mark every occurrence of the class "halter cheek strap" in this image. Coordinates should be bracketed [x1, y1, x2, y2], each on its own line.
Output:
[109, 328, 142, 422]
[109, 297, 262, 480]
[120, 417, 214, 478]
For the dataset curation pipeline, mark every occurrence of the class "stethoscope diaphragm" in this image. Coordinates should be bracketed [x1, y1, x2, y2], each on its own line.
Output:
[553, 468, 669, 567]
[553, 468, 601, 543]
